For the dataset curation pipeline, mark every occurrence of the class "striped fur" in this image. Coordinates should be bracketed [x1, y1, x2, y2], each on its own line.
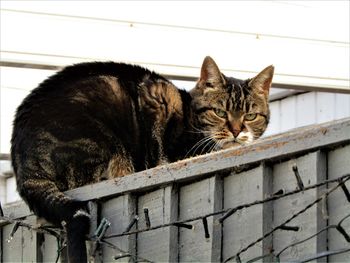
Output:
[11, 57, 273, 262]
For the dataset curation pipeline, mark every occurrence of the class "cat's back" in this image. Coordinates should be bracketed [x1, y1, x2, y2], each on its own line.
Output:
[11, 62, 168, 167]
[12, 61, 165, 130]
[15, 61, 163, 110]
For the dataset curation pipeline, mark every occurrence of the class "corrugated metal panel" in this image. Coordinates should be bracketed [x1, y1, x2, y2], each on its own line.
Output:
[265, 92, 350, 136]
[296, 92, 316, 127]
[280, 96, 297, 131]
[316, 92, 336, 123]
[335, 94, 350, 119]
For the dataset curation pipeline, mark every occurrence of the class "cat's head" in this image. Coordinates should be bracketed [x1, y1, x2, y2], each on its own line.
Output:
[190, 56, 274, 151]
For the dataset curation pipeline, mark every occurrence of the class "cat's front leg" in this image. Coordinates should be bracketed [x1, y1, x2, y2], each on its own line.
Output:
[139, 80, 182, 167]
[105, 144, 135, 178]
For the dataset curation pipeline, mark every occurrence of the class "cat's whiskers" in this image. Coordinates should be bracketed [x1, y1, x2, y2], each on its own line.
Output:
[209, 140, 221, 153]
[191, 136, 215, 156]
[185, 134, 215, 158]
[199, 139, 217, 155]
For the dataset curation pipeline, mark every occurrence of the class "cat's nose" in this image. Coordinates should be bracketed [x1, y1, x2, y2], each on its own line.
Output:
[228, 121, 241, 137]
[232, 129, 240, 137]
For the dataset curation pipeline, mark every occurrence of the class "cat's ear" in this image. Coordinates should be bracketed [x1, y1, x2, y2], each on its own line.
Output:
[249, 65, 274, 97]
[199, 56, 224, 86]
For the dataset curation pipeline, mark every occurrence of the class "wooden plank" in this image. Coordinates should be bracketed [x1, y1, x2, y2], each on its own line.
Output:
[328, 145, 350, 262]
[222, 165, 272, 262]
[65, 118, 350, 202]
[168, 185, 179, 263]
[22, 216, 38, 262]
[87, 201, 100, 263]
[137, 185, 178, 262]
[100, 194, 136, 263]
[272, 151, 327, 261]
[178, 176, 222, 262]
[1, 201, 31, 226]
[211, 175, 223, 262]
[38, 233, 60, 263]
[2, 221, 23, 262]
[1, 215, 39, 262]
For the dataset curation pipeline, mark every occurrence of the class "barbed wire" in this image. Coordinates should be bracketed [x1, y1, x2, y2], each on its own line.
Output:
[224, 178, 350, 262]
[100, 239, 153, 263]
[1, 173, 349, 262]
[0, 215, 63, 240]
[276, 214, 350, 259]
[103, 174, 350, 239]
[0, 200, 65, 263]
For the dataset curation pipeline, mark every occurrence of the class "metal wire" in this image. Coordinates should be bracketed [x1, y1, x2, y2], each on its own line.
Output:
[223, 176, 350, 262]
[1, 174, 349, 262]
[104, 174, 350, 239]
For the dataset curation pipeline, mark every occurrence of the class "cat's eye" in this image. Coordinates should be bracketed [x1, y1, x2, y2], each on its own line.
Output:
[214, 108, 227, 118]
[245, 113, 257, 121]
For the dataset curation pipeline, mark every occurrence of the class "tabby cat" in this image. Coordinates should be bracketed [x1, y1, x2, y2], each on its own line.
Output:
[11, 56, 273, 262]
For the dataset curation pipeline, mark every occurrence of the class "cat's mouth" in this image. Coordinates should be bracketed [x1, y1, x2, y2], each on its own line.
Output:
[221, 141, 241, 149]
[211, 131, 254, 150]
[218, 136, 251, 149]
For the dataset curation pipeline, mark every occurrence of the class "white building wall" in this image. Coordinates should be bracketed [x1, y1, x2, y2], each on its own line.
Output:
[264, 92, 350, 136]
[1, 1, 349, 90]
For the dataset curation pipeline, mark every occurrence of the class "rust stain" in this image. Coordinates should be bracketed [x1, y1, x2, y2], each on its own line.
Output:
[221, 140, 290, 158]
[320, 127, 328, 135]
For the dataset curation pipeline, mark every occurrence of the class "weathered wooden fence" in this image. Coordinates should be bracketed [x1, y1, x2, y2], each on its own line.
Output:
[1, 118, 350, 262]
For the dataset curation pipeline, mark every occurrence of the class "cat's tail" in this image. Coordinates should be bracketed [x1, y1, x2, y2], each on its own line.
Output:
[18, 179, 90, 262]
[66, 208, 91, 263]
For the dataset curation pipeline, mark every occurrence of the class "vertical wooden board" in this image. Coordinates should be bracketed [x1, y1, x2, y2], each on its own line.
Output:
[39, 233, 60, 263]
[2, 215, 39, 262]
[178, 176, 222, 262]
[296, 92, 316, 127]
[137, 186, 177, 262]
[101, 194, 136, 262]
[2, 222, 23, 262]
[280, 96, 296, 132]
[87, 201, 100, 263]
[272, 151, 327, 262]
[21, 216, 38, 262]
[0, 178, 5, 204]
[328, 145, 350, 262]
[222, 165, 272, 262]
